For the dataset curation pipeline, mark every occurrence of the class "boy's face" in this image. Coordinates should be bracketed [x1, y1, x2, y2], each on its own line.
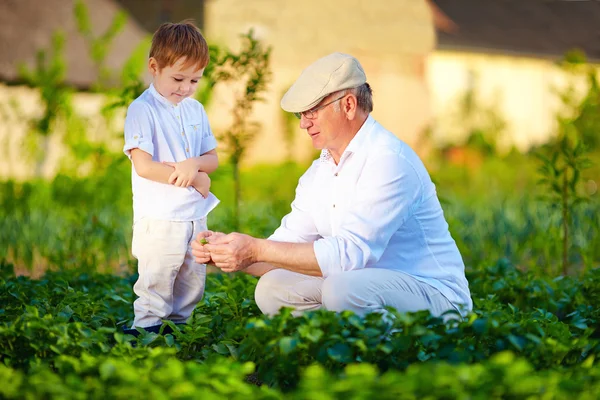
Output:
[149, 57, 205, 104]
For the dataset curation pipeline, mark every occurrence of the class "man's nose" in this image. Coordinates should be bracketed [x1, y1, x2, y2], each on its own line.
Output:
[299, 115, 312, 129]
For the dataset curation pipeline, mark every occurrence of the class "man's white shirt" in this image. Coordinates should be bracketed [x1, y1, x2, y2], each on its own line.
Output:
[123, 84, 219, 223]
[269, 116, 473, 312]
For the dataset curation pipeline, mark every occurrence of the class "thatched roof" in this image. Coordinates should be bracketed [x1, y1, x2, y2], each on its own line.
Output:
[432, 0, 600, 61]
[0, 0, 150, 88]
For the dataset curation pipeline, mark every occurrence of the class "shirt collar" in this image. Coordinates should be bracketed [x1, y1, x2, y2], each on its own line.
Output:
[149, 83, 179, 109]
[319, 115, 376, 164]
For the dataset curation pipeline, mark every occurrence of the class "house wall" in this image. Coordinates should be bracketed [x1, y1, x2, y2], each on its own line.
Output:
[427, 50, 594, 151]
[0, 0, 436, 180]
[202, 0, 436, 165]
[0, 84, 123, 180]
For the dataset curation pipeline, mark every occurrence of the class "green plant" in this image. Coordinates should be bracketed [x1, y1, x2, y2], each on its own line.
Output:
[211, 30, 272, 230]
[102, 38, 150, 115]
[535, 51, 595, 276]
[18, 32, 72, 177]
[74, 0, 127, 90]
[279, 86, 298, 163]
[437, 71, 506, 157]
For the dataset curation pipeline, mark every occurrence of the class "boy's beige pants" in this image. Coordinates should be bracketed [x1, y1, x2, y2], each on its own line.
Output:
[131, 218, 207, 328]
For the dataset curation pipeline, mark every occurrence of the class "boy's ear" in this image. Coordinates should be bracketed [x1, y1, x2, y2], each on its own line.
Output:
[148, 57, 159, 76]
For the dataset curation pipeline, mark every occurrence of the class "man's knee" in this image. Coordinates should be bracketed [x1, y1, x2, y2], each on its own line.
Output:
[321, 274, 364, 314]
[254, 269, 286, 316]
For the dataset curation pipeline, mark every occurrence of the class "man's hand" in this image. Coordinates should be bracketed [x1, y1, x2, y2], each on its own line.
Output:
[204, 232, 258, 273]
[191, 172, 211, 198]
[191, 231, 225, 264]
[164, 159, 199, 187]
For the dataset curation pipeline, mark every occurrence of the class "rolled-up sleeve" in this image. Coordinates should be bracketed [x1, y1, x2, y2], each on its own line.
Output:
[199, 104, 217, 154]
[314, 151, 423, 278]
[123, 102, 154, 159]
[268, 163, 321, 244]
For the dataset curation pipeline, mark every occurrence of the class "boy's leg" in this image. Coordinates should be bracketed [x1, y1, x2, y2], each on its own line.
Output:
[131, 219, 192, 328]
[254, 269, 324, 316]
[169, 217, 208, 323]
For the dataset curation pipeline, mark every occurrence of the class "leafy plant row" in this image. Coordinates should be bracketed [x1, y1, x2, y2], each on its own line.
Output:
[1, 260, 599, 390]
[1, 349, 600, 399]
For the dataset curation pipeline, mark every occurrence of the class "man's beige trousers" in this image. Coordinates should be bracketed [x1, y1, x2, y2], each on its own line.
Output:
[255, 268, 460, 318]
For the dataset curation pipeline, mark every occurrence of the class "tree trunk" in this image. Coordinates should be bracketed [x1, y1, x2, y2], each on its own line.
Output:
[562, 170, 569, 276]
[233, 160, 240, 231]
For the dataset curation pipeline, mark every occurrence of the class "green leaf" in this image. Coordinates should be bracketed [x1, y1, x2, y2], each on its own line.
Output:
[164, 334, 175, 347]
[140, 333, 158, 346]
[99, 361, 116, 380]
[279, 337, 298, 355]
[507, 334, 525, 351]
[327, 343, 353, 363]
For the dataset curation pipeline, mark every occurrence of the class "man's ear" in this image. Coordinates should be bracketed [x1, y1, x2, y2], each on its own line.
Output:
[343, 94, 358, 120]
[148, 57, 159, 76]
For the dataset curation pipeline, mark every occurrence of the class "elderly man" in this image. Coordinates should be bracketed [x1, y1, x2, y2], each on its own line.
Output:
[192, 52, 472, 317]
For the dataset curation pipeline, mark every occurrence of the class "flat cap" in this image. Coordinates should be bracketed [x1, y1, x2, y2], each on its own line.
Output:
[281, 52, 367, 113]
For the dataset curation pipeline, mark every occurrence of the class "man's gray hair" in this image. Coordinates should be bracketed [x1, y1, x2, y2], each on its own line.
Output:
[333, 83, 373, 113]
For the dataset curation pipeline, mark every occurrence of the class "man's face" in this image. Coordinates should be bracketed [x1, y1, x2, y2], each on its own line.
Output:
[149, 57, 204, 104]
[299, 94, 346, 151]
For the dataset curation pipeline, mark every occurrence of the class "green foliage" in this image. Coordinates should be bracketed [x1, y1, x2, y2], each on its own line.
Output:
[13, 0, 135, 180]
[102, 38, 150, 115]
[17, 31, 72, 177]
[193, 44, 223, 107]
[18, 32, 71, 137]
[437, 71, 506, 156]
[535, 51, 596, 275]
[74, 0, 127, 90]
[3, 8, 600, 396]
[1, 263, 600, 397]
[1, 156, 598, 274]
[556, 50, 600, 149]
[210, 30, 272, 230]
[279, 86, 299, 162]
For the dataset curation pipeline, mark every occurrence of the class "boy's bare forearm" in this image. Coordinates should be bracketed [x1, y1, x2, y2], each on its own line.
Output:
[192, 172, 211, 197]
[193, 151, 219, 173]
[131, 149, 174, 184]
[135, 159, 175, 184]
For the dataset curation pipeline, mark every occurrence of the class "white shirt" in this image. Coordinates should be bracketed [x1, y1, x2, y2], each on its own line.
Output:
[123, 84, 219, 223]
[269, 116, 472, 311]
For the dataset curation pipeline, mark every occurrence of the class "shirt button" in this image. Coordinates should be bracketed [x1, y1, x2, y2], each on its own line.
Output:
[334, 172, 338, 177]
[186, 148, 189, 152]
[333, 204, 336, 208]
[181, 132, 185, 136]
[177, 116, 180, 119]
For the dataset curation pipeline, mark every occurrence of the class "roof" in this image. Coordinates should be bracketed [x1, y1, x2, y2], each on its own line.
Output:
[431, 0, 600, 61]
[0, 0, 150, 88]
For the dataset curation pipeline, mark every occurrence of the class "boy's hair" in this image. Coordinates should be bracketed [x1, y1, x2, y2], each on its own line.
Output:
[149, 20, 209, 71]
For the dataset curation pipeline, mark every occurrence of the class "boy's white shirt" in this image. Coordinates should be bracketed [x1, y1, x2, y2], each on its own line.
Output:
[123, 83, 219, 223]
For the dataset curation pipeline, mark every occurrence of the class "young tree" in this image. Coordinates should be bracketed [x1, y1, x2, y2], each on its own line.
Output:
[211, 31, 272, 229]
[18, 32, 72, 178]
[535, 50, 595, 275]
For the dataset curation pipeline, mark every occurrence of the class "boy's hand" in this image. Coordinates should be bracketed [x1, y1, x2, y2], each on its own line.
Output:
[191, 172, 211, 198]
[164, 159, 199, 187]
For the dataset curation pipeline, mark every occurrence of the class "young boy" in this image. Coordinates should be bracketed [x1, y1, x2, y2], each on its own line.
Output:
[122, 21, 219, 334]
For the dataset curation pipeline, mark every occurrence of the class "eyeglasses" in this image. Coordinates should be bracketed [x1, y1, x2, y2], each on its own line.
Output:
[293, 95, 346, 119]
